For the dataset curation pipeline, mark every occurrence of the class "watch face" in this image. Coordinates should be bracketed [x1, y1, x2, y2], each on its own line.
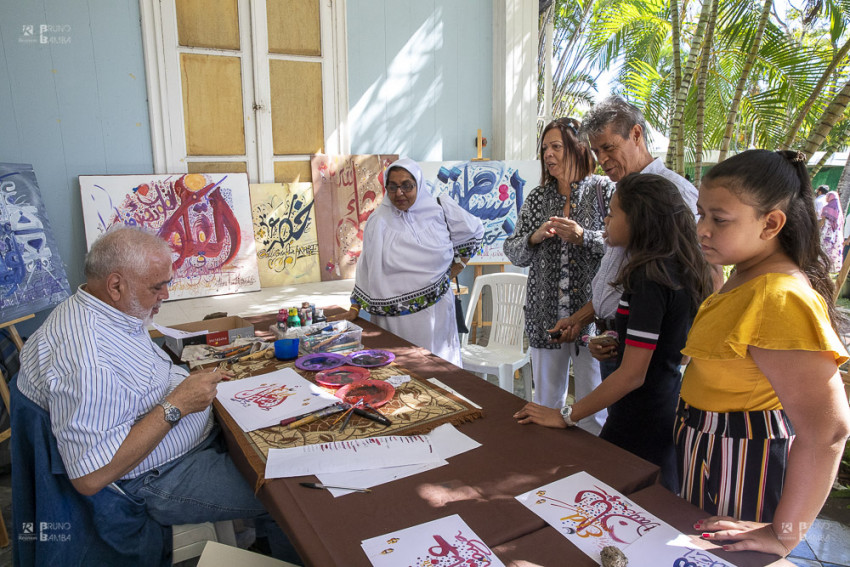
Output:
[163, 405, 181, 424]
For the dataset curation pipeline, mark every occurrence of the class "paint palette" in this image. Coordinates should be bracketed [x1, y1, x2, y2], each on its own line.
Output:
[335, 379, 396, 408]
[344, 349, 395, 368]
[314, 365, 371, 388]
[294, 352, 347, 372]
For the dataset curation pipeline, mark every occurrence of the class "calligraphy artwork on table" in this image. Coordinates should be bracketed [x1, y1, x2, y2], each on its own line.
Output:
[231, 383, 296, 410]
[0, 163, 71, 324]
[421, 160, 539, 264]
[249, 182, 319, 287]
[79, 173, 260, 300]
[516, 471, 668, 563]
[310, 154, 397, 281]
[360, 514, 505, 567]
[215, 368, 338, 432]
[620, 526, 738, 567]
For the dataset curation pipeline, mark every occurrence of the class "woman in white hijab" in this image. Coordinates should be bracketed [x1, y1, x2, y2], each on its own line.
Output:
[339, 158, 484, 366]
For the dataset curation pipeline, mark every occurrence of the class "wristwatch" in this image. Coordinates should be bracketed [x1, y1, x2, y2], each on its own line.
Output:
[159, 401, 182, 427]
[560, 404, 578, 427]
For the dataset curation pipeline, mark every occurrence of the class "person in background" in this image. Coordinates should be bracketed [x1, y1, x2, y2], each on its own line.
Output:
[679, 149, 850, 556]
[547, 97, 702, 380]
[514, 173, 713, 492]
[814, 184, 829, 217]
[338, 158, 484, 366]
[819, 190, 844, 272]
[503, 117, 614, 434]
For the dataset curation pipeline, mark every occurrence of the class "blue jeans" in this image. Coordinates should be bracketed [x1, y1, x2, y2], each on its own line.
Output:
[118, 427, 302, 564]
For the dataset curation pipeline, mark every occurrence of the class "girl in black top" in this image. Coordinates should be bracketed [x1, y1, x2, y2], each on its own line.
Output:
[514, 173, 713, 491]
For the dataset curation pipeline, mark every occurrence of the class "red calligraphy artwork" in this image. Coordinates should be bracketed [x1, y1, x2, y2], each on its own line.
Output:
[310, 154, 397, 281]
[80, 173, 261, 300]
[231, 383, 296, 411]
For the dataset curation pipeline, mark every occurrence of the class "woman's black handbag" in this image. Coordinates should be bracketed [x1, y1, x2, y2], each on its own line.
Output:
[454, 277, 469, 335]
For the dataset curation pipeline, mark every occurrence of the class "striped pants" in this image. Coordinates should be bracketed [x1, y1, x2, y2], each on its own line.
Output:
[674, 399, 794, 522]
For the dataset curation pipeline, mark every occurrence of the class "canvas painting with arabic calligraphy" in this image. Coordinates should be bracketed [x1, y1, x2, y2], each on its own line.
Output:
[515, 471, 668, 564]
[310, 154, 397, 281]
[249, 183, 320, 287]
[79, 173, 260, 300]
[0, 163, 71, 325]
[360, 514, 505, 567]
[421, 160, 538, 264]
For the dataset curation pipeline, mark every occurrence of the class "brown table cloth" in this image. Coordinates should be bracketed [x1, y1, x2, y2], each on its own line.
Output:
[214, 309, 666, 566]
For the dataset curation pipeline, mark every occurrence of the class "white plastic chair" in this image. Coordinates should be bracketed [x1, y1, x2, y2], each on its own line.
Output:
[460, 273, 532, 399]
[172, 521, 237, 564]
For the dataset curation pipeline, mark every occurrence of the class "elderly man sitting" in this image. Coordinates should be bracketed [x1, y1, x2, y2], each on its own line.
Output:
[14, 226, 299, 564]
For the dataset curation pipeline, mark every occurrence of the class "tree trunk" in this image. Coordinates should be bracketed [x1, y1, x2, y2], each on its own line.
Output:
[782, 35, 850, 150]
[837, 150, 850, 212]
[667, 0, 714, 174]
[667, 0, 683, 169]
[802, 78, 850, 157]
[717, 0, 773, 162]
[810, 146, 836, 178]
[693, 0, 717, 187]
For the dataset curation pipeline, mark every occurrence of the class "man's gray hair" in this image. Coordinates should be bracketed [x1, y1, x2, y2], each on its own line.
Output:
[84, 225, 172, 280]
[580, 95, 649, 149]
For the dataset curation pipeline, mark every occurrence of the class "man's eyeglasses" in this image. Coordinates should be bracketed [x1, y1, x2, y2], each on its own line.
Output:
[386, 182, 416, 193]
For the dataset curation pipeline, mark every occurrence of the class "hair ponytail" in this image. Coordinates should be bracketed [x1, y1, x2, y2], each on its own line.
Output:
[704, 149, 842, 332]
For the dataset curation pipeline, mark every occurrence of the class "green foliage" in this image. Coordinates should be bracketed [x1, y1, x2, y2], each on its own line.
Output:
[542, 0, 850, 163]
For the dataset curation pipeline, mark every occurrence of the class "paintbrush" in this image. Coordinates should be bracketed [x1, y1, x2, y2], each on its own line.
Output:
[299, 482, 370, 494]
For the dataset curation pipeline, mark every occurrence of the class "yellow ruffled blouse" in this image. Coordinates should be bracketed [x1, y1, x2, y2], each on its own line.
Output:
[681, 272, 848, 412]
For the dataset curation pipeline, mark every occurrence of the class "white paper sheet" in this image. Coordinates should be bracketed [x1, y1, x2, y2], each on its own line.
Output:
[427, 377, 482, 409]
[265, 435, 444, 478]
[622, 529, 739, 567]
[361, 514, 505, 567]
[151, 322, 209, 339]
[317, 424, 482, 497]
[215, 368, 338, 432]
[515, 471, 672, 565]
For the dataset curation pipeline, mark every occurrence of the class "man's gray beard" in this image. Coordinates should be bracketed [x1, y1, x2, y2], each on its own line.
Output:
[128, 296, 158, 326]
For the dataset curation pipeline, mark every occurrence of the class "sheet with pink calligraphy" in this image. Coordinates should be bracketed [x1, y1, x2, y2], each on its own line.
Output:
[215, 367, 339, 432]
[360, 514, 505, 567]
[515, 471, 738, 566]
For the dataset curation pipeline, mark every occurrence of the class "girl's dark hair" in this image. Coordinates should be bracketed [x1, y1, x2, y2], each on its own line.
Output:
[702, 149, 841, 331]
[613, 173, 713, 312]
[538, 117, 596, 187]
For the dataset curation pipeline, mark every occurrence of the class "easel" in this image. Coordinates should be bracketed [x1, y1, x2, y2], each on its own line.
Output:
[469, 262, 508, 343]
[0, 313, 32, 548]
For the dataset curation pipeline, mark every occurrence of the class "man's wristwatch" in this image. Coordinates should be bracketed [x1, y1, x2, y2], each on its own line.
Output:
[560, 404, 578, 427]
[159, 401, 182, 427]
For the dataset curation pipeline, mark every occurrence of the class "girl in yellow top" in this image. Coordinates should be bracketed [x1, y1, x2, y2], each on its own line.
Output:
[679, 149, 850, 557]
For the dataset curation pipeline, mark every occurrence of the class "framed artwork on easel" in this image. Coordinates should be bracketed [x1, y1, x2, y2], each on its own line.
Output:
[0, 163, 71, 325]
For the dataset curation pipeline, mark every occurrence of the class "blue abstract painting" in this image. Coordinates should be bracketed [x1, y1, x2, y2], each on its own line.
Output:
[423, 160, 538, 264]
[0, 163, 71, 324]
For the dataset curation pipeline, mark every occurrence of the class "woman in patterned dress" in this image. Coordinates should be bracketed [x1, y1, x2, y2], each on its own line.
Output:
[503, 118, 615, 434]
[819, 190, 844, 272]
[339, 158, 484, 366]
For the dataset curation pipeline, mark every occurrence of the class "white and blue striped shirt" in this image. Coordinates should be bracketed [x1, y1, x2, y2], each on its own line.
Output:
[17, 287, 213, 479]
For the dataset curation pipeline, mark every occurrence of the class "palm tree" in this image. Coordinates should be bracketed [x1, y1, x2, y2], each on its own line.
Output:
[717, 0, 774, 162]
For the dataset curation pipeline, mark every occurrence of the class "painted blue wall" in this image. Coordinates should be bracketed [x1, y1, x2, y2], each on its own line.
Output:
[0, 0, 153, 334]
[1, 0, 494, 334]
[347, 0, 493, 161]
